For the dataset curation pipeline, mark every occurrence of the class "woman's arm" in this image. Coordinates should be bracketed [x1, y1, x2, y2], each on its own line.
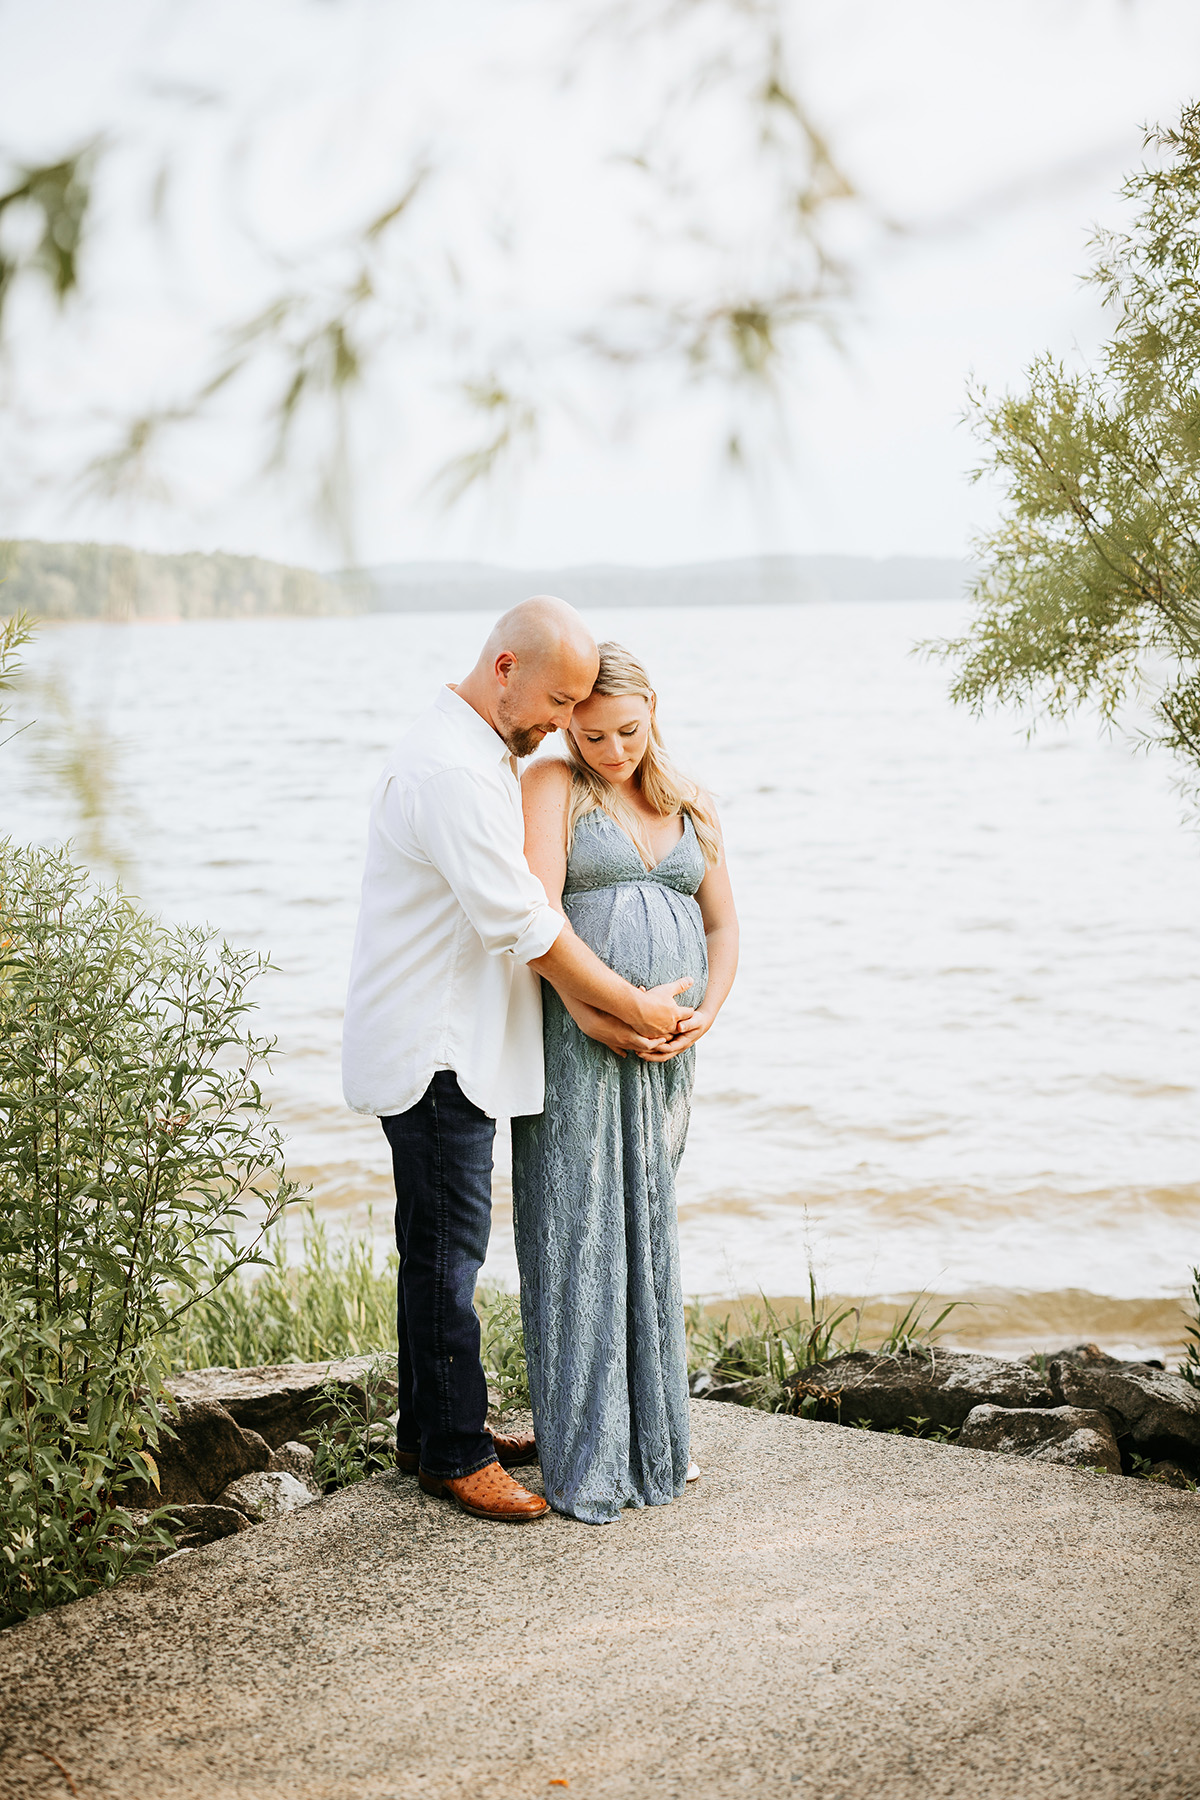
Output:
[639, 830, 739, 1061]
[521, 759, 680, 1054]
[520, 756, 572, 913]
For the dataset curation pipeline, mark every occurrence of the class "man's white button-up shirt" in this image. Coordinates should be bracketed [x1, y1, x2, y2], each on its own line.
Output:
[341, 685, 565, 1120]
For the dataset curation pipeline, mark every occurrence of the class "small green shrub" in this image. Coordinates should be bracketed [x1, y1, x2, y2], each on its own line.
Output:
[1128, 1450, 1198, 1491]
[849, 1412, 960, 1444]
[304, 1355, 398, 1492]
[0, 842, 298, 1625]
[0, 1293, 177, 1616]
[476, 1286, 530, 1415]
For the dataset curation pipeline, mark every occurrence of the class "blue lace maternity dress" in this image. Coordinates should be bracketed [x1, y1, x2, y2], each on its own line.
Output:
[511, 807, 709, 1524]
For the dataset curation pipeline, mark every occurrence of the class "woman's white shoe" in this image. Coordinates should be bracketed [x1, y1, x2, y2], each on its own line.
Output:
[685, 1460, 700, 1483]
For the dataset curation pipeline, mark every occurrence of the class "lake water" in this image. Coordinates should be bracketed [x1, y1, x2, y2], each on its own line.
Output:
[7, 603, 1200, 1356]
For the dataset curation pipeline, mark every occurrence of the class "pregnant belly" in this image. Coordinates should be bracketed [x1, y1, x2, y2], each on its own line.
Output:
[564, 883, 708, 1009]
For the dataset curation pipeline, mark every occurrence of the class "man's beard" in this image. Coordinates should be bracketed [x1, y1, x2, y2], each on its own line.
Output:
[494, 698, 548, 759]
[504, 723, 546, 759]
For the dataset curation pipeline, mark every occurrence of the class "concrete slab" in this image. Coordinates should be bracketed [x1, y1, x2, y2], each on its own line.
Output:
[2, 1402, 1198, 1799]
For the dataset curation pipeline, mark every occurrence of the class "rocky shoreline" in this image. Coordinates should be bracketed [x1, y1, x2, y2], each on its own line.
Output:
[131, 1356, 399, 1550]
[141, 1340, 1198, 1560]
[694, 1341, 1200, 1488]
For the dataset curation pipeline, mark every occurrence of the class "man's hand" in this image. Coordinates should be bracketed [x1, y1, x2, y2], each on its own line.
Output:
[559, 995, 669, 1060]
[638, 1009, 712, 1060]
[630, 978, 695, 1039]
[532, 926, 695, 1038]
[589, 1016, 672, 1060]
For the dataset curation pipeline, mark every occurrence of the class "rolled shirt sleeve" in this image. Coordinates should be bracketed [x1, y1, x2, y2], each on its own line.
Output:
[395, 766, 564, 964]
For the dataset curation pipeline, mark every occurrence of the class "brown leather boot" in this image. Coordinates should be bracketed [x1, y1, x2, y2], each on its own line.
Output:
[487, 1427, 538, 1467]
[396, 1426, 537, 1476]
[418, 1461, 549, 1521]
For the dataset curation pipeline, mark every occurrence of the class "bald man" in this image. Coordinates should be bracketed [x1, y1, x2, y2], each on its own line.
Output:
[342, 597, 693, 1523]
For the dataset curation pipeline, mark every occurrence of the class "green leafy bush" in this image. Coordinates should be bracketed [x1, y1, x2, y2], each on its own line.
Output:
[0, 842, 297, 1625]
[0, 1295, 177, 1618]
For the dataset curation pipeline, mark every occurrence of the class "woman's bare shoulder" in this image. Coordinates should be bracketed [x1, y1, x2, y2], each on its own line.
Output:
[521, 755, 574, 798]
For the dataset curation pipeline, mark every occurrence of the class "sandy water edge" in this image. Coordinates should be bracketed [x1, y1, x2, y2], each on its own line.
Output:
[692, 1289, 1195, 1364]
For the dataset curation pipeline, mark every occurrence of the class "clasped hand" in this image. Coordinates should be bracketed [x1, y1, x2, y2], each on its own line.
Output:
[636, 1007, 711, 1061]
[572, 977, 707, 1061]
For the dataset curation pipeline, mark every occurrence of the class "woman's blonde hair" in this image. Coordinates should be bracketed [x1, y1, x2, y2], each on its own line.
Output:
[564, 641, 722, 869]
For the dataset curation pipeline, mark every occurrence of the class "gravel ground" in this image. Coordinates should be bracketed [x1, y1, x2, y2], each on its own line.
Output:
[2, 1401, 1198, 1800]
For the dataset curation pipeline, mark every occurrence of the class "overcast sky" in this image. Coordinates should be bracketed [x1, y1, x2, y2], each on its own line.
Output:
[3, 0, 1200, 570]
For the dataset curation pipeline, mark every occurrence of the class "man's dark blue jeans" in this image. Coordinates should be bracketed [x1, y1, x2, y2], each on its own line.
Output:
[381, 1072, 498, 1480]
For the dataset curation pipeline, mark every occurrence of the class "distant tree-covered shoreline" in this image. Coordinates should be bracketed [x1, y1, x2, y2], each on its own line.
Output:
[0, 539, 359, 622]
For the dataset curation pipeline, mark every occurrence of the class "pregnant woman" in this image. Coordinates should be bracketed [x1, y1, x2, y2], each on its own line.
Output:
[512, 642, 739, 1523]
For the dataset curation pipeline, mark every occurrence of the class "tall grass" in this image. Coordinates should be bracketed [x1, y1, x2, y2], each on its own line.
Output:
[163, 1225, 956, 1424]
[685, 1276, 958, 1413]
[163, 1212, 531, 1411]
[164, 1213, 396, 1369]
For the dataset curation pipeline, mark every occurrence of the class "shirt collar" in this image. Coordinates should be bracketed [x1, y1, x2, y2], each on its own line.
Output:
[436, 683, 513, 767]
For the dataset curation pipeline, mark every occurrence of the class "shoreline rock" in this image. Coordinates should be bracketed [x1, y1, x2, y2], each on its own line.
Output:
[131, 1503, 252, 1551]
[787, 1347, 1053, 1430]
[125, 1396, 271, 1509]
[681, 1340, 1200, 1489]
[216, 1469, 318, 1522]
[138, 1346, 1196, 1562]
[267, 1440, 321, 1485]
[958, 1403, 1123, 1475]
[1049, 1356, 1200, 1463]
[167, 1355, 397, 1449]
[122, 1360, 399, 1552]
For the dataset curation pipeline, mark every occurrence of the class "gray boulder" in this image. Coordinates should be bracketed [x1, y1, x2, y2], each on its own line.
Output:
[1050, 1358, 1200, 1461]
[1019, 1343, 1117, 1371]
[160, 1503, 251, 1549]
[168, 1355, 398, 1448]
[790, 1348, 1053, 1431]
[959, 1404, 1122, 1475]
[268, 1439, 320, 1488]
[704, 1379, 763, 1406]
[128, 1396, 271, 1507]
[218, 1469, 319, 1523]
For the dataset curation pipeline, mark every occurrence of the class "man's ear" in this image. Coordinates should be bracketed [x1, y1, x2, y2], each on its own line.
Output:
[494, 650, 518, 685]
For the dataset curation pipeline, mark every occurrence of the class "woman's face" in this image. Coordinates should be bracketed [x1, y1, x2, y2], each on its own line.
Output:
[569, 690, 653, 787]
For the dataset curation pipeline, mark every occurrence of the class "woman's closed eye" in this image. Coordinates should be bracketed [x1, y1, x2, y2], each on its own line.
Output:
[585, 726, 639, 742]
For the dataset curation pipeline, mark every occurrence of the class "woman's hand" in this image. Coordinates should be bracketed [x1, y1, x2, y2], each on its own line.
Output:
[629, 977, 695, 1040]
[638, 1010, 713, 1060]
[561, 995, 669, 1060]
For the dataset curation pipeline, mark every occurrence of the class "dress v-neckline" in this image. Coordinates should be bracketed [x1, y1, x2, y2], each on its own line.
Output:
[601, 808, 690, 874]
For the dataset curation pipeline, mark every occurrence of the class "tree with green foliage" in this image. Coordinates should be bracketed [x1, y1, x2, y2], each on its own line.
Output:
[937, 104, 1200, 811]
